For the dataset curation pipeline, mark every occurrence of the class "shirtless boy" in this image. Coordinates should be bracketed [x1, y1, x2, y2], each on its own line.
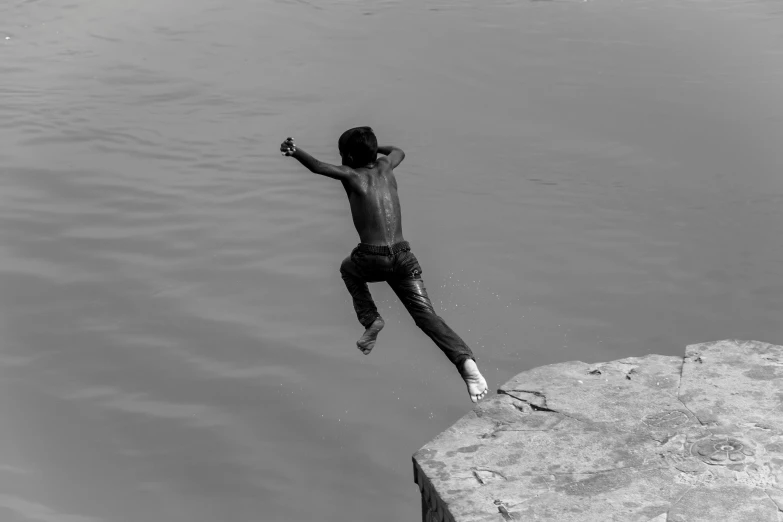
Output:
[280, 127, 488, 403]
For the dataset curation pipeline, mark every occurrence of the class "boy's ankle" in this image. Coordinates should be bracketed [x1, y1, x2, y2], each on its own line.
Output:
[459, 357, 476, 373]
[363, 316, 384, 329]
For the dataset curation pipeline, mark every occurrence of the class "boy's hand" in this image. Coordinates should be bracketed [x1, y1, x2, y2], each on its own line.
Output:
[280, 137, 297, 156]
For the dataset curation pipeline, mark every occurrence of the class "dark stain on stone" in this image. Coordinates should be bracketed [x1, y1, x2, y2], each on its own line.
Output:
[531, 475, 551, 486]
[457, 445, 481, 453]
[643, 410, 690, 429]
[581, 423, 602, 432]
[637, 505, 671, 520]
[744, 366, 780, 381]
[610, 446, 641, 465]
[514, 416, 550, 429]
[427, 460, 447, 471]
[558, 471, 629, 496]
[496, 453, 522, 467]
[765, 443, 783, 454]
[415, 449, 438, 460]
[680, 388, 707, 401]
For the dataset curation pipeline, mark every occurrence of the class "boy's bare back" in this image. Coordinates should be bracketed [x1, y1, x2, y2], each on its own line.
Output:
[341, 158, 404, 246]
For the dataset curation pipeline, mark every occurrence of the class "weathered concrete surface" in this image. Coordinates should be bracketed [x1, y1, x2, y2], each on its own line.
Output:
[413, 340, 783, 521]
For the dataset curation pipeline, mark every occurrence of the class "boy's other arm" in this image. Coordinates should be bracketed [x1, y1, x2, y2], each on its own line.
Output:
[377, 145, 405, 169]
[281, 137, 357, 183]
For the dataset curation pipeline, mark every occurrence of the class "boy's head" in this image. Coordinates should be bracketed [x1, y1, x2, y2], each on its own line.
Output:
[338, 127, 378, 168]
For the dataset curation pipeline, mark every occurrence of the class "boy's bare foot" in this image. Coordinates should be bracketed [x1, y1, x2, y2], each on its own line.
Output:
[460, 359, 488, 403]
[357, 317, 384, 355]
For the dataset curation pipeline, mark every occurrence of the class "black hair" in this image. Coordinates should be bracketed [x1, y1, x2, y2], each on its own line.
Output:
[338, 127, 378, 168]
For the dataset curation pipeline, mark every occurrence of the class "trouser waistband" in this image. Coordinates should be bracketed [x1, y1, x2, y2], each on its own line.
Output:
[356, 241, 411, 256]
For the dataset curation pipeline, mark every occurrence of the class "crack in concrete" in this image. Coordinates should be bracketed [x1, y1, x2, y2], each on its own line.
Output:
[764, 490, 783, 516]
[498, 389, 555, 412]
[547, 462, 666, 476]
[498, 389, 587, 424]
[667, 485, 695, 519]
[492, 428, 559, 433]
[473, 468, 508, 481]
[676, 356, 707, 428]
[501, 389, 548, 403]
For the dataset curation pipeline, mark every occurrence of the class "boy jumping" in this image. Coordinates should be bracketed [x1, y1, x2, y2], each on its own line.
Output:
[280, 127, 488, 403]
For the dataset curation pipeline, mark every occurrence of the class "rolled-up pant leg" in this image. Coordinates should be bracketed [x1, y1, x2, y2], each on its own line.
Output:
[389, 276, 475, 369]
[340, 254, 381, 328]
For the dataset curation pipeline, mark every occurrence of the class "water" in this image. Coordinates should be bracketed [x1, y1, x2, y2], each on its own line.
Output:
[1, 0, 782, 520]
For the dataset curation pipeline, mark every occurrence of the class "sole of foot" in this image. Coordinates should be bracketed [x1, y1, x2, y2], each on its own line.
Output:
[356, 317, 385, 355]
[460, 359, 488, 403]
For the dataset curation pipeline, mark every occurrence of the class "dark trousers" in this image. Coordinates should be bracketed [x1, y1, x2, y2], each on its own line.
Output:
[339, 241, 474, 369]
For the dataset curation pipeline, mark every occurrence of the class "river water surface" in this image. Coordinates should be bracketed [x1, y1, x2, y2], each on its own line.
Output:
[1, 0, 782, 521]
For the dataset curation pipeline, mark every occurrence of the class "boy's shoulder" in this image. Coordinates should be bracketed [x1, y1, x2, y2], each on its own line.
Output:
[353, 158, 393, 175]
[375, 156, 396, 172]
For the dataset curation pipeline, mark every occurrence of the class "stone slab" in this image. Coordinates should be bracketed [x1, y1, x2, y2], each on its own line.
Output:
[413, 340, 783, 522]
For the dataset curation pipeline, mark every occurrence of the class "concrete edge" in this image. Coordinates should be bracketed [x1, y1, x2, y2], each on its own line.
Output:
[413, 457, 457, 522]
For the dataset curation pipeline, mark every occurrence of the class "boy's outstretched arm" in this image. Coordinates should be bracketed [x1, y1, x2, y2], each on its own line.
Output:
[377, 145, 405, 169]
[280, 137, 357, 183]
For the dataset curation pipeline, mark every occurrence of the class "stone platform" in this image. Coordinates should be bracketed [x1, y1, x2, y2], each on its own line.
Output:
[413, 340, 783, 521]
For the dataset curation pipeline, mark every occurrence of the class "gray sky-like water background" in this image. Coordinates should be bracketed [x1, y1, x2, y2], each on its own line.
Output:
[1, 0, 782, 520]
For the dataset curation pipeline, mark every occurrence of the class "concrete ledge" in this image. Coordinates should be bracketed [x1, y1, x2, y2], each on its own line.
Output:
[413, 340, 783, 521]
